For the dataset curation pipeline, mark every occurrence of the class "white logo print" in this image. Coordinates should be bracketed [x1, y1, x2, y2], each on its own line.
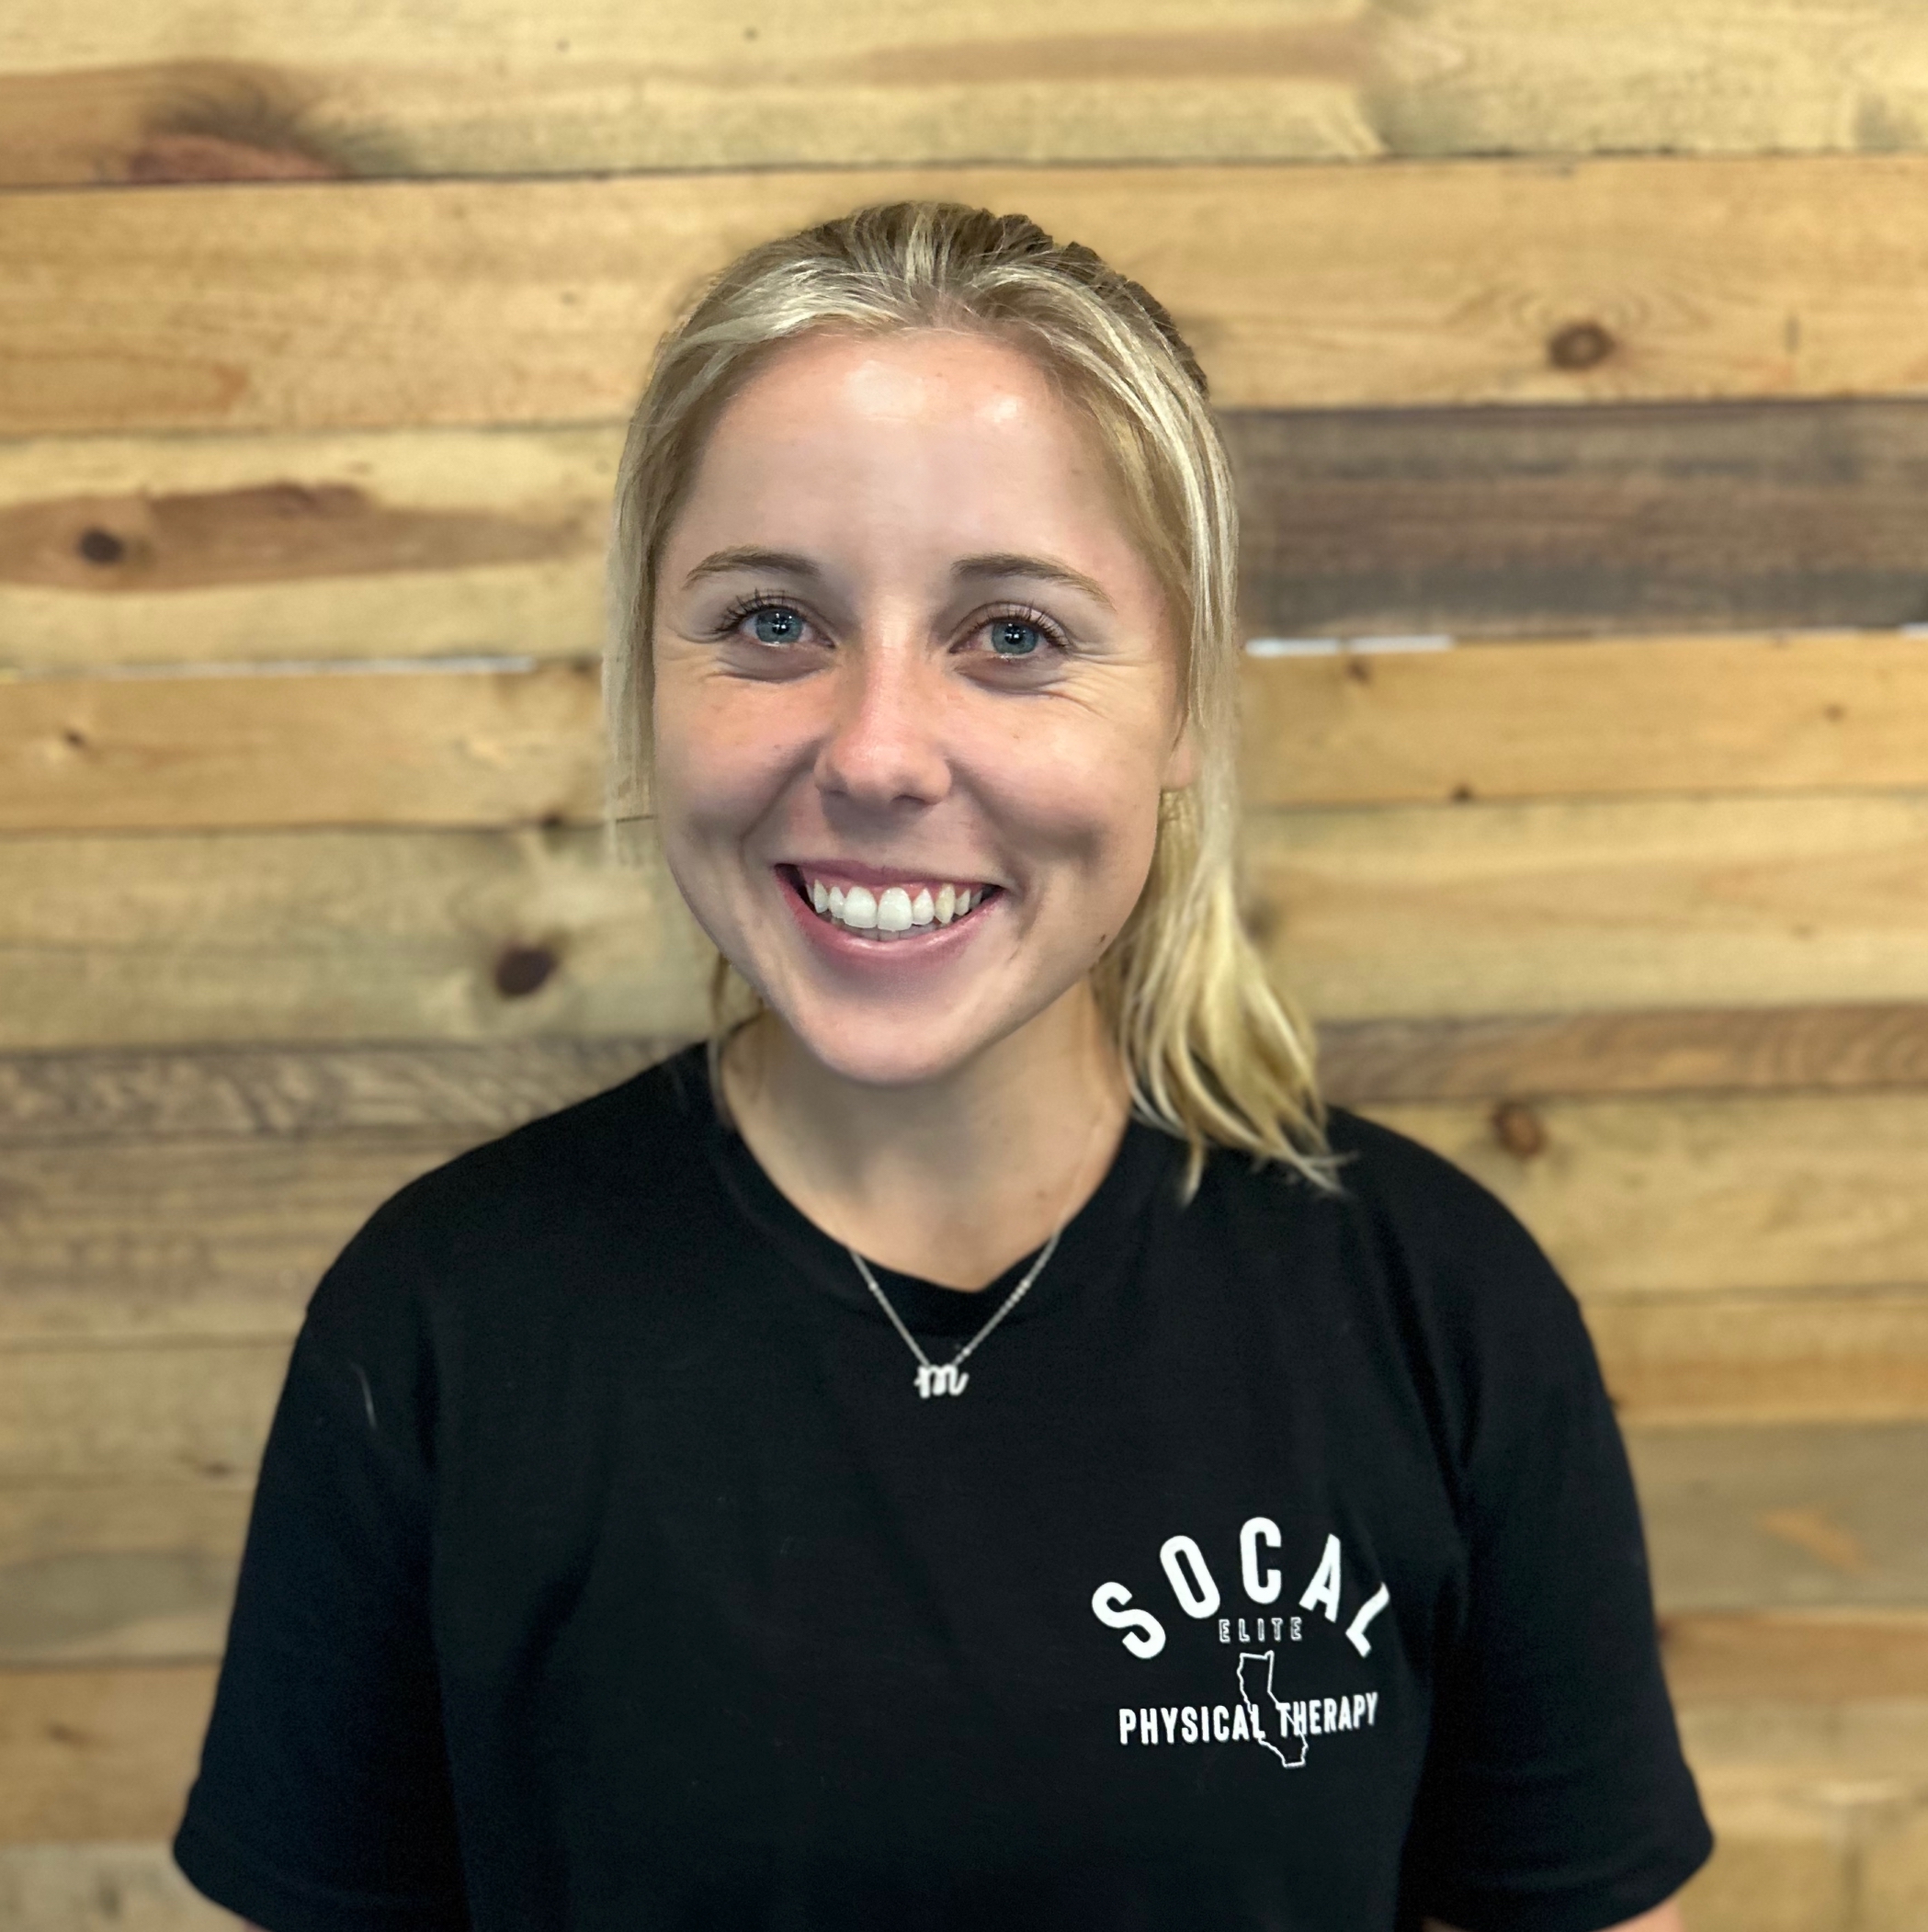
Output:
[1094, 1518, 1389, 1767]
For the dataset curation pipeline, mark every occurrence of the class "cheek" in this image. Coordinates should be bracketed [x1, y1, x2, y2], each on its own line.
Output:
[650, 673, 806, 841]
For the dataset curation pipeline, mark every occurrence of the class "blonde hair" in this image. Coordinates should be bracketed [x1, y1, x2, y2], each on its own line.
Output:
[605, 200, 1339, 1198]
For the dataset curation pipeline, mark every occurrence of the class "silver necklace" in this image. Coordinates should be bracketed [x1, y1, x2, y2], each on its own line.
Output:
[847, 1228, 1063, 1399]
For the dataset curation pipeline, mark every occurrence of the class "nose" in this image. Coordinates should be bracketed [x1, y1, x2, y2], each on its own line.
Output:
[812, 635, 952, 811]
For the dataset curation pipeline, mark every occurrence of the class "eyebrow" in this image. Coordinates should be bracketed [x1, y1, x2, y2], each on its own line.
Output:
[678, 545, 1114, 611]
[951, 552, 1114, 611]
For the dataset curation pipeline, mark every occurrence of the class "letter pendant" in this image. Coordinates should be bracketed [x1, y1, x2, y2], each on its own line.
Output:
[915, 1362, 970, 1398]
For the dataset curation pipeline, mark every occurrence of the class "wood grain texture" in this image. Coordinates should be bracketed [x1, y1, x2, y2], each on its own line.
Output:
[1247, 792, 1928, 1022]
[0, 661, 603, 832]
[16, 155, 1928, 438]
[1318, 1004, 1928, 1103]
[1242, 631, 1928, 806]
[17, 630, 1928, 833]
[1228, 402, 1928, 642]
[1368, 1091, 1928, 1298]
[0, 825, 712, 1051]
[8, 2, 1928, 185]
[0, 427, 614, 675]
[1664, 1612, 1928, 1703]
[0, 1841, 233, 1929]
[0, 1039, 669, 1142]
[0, 1344, 288, 1483]
[0, 1665, 215, 1843]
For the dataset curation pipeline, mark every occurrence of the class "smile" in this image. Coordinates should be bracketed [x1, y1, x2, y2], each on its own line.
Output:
[779, 867, 1000, 940]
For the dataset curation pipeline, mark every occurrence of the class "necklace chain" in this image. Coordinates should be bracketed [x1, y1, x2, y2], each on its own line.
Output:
[847, 1228, 1064, 1399]
[841, 1105, 1111, 1399]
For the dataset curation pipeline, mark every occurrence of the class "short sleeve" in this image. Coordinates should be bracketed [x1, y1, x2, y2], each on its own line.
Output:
[173, 1199, 469, 1932]
[1399, 1177, 1714, 1932]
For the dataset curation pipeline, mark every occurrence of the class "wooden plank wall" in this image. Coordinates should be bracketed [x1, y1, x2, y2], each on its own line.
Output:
[6, 5, 1928, 1926]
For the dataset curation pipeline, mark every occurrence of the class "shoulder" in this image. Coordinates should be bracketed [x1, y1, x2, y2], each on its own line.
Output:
[1260, 1105, 1602, 1435]
[306, 1044, 712, 1342]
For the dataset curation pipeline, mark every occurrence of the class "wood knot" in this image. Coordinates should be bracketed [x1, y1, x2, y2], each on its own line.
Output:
[493, 943, 558, 998]
[76, 527, 126, 565]
[1548, 321, 1615, 371]
[1491, 1098, 1547, 1160]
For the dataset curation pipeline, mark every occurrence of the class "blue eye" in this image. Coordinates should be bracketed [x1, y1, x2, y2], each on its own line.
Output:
[988, 618, 1044, 657]
[749, 607, 804, 645]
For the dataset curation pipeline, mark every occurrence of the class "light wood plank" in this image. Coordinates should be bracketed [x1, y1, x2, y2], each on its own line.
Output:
[0, 661, 602, 832]
[1241, 632, 1928, 808]
[0, 1842, 234, 1930]
[0, 426, 614, 675]
[0, 1040, 669, 1143]
[1631, 1424, 1928, 1614]
[17, 155, 1928, 438]
[1663, 1612, 1928, 1705]
[1367, 1091, 1928, 1299]
[0, 1131, 476, 1341]
[0, 825, 712, 1051]
[8, 3, 1928, 186]
[0, 1345, 288, 1484]
[0, 1665, 215, 1844]
[1248, 791, 1928, 1022]
[1588, 1291, 1928, 1426]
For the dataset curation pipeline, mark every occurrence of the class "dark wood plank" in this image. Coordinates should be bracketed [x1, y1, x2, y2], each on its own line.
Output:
[1229, 398, 1928, 639]
[1317, 1004, 1928, 1103]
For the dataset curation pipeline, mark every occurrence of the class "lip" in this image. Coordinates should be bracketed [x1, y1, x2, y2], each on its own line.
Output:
[782, 857, 999, 895]
[774, 864, 999, 972]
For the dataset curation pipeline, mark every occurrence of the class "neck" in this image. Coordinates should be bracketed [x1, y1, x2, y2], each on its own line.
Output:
[719, 983, 1130, 1291]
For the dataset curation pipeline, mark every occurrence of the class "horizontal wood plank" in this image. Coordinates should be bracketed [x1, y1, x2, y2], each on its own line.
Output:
[1586, 1290, 1928, 1426]
[1248, 791, 1928, 1021]
[1228, 401, 1928, 642]
[0, 426, 614, 675]
[0, 1345, 288, 1484]
[1319, 1004, 1928, 1103]
[1368, 1091, 1928, 1299]
[0, 660, 603, 832]
[0, 1841, 233, 1928]
[0, 1665, 215, 1843]
[1242, 631, 1928, 806]
[16, 155, 1928, 437]
[0, 1039, 669, 1143]
[7, 3, 1928, 185]
[0, 825, 712, 1051]
[17, 631, 1928, 831]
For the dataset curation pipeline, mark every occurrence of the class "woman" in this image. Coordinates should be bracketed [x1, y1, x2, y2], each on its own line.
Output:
[175, 202, 1710, 1931]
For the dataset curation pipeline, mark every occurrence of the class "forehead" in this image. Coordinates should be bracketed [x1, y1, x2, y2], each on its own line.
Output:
[672, 328, 1140, 563]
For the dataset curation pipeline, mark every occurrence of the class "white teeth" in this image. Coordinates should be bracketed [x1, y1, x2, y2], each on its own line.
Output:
[804, 876, 989, 935]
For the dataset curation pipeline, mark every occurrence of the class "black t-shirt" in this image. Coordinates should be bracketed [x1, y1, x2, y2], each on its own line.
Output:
[174, 1044, 1711, 1932]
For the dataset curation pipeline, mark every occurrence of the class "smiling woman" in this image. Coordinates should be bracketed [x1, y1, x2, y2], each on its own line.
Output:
[171, 205, 1709, 1932]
